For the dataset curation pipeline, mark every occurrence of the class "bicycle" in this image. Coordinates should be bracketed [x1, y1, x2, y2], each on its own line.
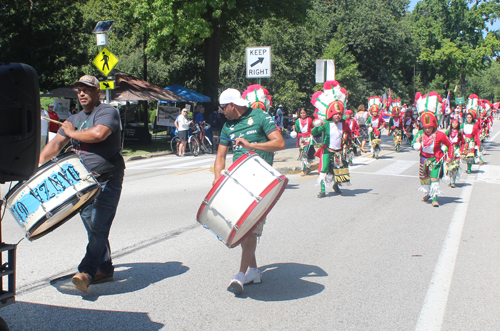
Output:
[189, 122, 213, 156]
[170, 123, 213, 156]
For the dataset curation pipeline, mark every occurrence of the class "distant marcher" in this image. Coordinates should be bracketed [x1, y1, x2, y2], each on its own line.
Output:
[355, 104, 369, 152]
[175, 108, 192, 156]
[275, 105, 284, 129]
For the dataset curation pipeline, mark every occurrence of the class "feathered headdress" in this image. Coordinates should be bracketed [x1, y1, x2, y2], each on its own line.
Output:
[415, 91, 442, 114]
[242, 84, 272, 112]
[367, 96, 383, 115]
[389, 99, 402, 115]
[466, 95, 479, 112]
[416, 92, 442, 128]
[481, 99, 492, 116]
[310, 80, 347, 120]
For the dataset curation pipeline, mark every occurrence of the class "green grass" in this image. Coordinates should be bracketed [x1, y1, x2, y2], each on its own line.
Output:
[122, 138, 173, 157]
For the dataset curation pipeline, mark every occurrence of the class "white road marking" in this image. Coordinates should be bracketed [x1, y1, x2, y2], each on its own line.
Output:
[475, 165, 500, 184]
[160, 158, 216, 169]
[375, 160, 417, 175]
[349, 158, 377, 170]
[127, 155, 230, 170]
[415, 175, 475, 331]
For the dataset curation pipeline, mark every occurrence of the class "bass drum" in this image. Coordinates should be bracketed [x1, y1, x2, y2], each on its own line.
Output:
[6, 152, 101, 241]
[197, 151, 288, 248]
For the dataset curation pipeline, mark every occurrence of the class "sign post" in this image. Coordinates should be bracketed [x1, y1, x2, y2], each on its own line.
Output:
[315, 59, 335, 83]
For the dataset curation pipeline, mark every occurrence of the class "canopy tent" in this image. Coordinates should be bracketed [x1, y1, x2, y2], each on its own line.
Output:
[40, 87, 78, 98]
[40, 71, 186, 102]
[159, 84, 210, 103]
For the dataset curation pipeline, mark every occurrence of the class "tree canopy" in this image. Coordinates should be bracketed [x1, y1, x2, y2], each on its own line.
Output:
[1, 0, 499, 120]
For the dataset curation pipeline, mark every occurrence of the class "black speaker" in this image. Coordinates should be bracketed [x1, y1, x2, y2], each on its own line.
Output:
[0, 63, 41, 183]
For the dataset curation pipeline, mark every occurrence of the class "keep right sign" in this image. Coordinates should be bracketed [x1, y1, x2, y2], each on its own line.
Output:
[246, 46, 271, 78]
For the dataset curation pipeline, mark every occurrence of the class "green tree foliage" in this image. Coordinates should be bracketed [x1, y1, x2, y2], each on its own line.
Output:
[467, 60, 500, 101]
[0, 0, 90, 91]
[411, 0, 500, 95]
[337, 0, 413, 97]
[131, 0, 311, 110]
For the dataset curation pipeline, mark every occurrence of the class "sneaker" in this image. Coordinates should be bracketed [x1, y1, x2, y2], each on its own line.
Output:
[92, 270, 114, 284]
[244, 268, 262, 285]
[227, 272, 245, 293]
[432, 200, 440, 207]
[317, 192, 326, 198]
[72, 272, 91, 292]
[467, 169, 471, 174]
[422, 195, 430, 202]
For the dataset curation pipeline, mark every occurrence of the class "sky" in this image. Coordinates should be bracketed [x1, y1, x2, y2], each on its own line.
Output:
[408, 0, 500, 31]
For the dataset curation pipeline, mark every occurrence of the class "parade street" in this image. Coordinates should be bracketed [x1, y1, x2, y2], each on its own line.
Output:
[1, 132, 500, 331]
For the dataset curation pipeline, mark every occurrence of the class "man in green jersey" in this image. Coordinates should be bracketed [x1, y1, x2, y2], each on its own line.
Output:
[214, 87, 285, 293]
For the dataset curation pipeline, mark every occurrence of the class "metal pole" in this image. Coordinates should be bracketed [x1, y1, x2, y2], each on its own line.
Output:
[106, 89, 111, 104]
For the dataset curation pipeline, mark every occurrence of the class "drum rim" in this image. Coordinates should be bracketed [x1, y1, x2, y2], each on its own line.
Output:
[4, 152, 84, 202]
[26, 184, 101, 241]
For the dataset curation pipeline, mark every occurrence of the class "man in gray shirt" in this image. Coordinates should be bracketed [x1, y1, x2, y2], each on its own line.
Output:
[39, 75, 124, 292]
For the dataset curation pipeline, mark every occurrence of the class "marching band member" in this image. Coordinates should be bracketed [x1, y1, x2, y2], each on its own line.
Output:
[461, 95, 482, 173]
[310, 81, 352, 198]
[388, 99, 404, 152]
[413, 92, 453, 207]
[445, 119, 464, 188]
[292, 107, 315, 175]
[403, 107, 416, 144]
[216, 85, 285, 293]
[344, 109, 360, 164]
[366, 96, 384, 159]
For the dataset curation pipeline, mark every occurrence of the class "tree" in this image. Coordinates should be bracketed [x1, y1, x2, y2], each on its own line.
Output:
[0, 0, 91, 91]
[410, 0, 500, 96]
[132, 0, 311, 110]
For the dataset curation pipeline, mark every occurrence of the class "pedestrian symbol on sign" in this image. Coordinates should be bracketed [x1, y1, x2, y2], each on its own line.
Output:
[92, 47, 119, 76]
[101, 52, 110, 71]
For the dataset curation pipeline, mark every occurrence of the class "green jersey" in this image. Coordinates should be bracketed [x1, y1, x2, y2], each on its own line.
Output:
[220, 107, 278, 165]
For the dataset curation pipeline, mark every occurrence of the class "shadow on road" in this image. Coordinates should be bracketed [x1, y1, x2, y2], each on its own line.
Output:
[50, 261, 188, 301]
[232, 262, 327, 301]
[338, 188, 373, 197]
[0, 300, 163, 331]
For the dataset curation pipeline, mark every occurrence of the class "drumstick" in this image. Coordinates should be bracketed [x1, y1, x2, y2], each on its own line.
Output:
[218, 136, 236, 142]
[42, 116, 63, 126]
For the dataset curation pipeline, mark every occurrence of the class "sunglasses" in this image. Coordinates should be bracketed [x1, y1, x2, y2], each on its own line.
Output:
[219, 104, 229, 111]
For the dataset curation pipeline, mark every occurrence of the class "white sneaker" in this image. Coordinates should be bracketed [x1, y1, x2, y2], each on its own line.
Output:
[244, 267, 262, 284]
[227, 272, 245, 293]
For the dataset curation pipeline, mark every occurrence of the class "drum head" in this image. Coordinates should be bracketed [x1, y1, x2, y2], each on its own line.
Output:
[228, 177, 288, 247]
[27, 185, 101, 241]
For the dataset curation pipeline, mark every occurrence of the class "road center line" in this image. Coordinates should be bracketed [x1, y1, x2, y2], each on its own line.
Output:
[415, 175, 475, 331]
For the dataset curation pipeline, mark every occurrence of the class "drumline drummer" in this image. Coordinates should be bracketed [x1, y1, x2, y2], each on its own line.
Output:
[39, 75, 125, 292]
[213, 86, 285, 293]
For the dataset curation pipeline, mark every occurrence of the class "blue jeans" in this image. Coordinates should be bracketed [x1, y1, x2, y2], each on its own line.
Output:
[78, 178, 123, 279]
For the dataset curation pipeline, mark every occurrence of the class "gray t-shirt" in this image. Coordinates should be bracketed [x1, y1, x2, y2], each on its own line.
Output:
[59, 102, 124, 181]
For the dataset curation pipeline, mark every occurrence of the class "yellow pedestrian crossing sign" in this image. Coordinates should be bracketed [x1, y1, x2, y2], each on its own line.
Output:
[100, 80, 115, 90]
[92, 47, 119, 76]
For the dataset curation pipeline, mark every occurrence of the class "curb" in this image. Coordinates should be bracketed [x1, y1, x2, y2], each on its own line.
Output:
[124, 151, 172, 162]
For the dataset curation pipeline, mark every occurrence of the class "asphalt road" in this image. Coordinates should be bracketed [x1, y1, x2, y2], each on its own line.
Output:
[1, 131, 500, 330]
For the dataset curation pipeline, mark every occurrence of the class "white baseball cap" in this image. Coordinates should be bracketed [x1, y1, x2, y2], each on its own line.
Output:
[219, 88, 249, 107]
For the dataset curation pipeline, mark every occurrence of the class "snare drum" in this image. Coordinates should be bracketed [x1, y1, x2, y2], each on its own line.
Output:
[6, 152, 101, 241]
[197, 151, 288, 248]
